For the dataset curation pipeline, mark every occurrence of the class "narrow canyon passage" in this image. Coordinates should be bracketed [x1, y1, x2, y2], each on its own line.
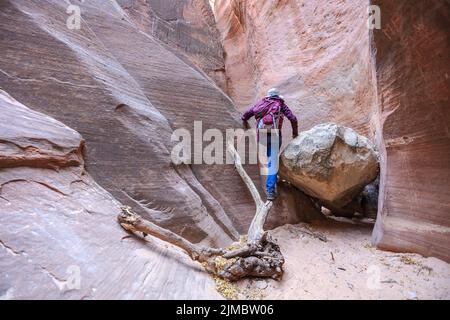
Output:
[209, 0, 450, 263]
[0, 0, 449, 300]
[206, 0, 450, 298]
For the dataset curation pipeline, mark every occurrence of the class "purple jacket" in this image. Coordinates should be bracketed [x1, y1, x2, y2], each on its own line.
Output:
[241, 96, 298, 137]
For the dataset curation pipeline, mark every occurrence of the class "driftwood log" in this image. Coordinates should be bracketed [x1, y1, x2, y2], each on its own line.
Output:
[118, 142, 284, 281]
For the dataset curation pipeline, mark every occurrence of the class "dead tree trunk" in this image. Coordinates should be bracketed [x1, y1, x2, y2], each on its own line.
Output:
[118, 142, 284, 281]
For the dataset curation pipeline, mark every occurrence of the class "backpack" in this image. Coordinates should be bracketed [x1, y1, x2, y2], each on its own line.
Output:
[255, 98, 282, 132]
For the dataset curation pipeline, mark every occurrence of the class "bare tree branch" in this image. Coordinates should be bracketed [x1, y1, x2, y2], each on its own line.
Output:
[247, 201, 273, 244]
[117, 142, 284, 281]
[118, 207, 225, 262]
[227, 141, 263, 208]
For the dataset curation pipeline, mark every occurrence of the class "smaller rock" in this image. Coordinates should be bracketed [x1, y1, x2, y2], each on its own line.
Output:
[318, 175, 379, 218]
[361, 177, 379, 219]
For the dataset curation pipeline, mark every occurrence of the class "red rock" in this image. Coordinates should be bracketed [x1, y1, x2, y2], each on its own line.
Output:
[2, 0, 446, 297]
[119, 0, 228, 91]
[0, 89, 221, 299]
[371, 0, 450, 262]
[0, 0, 241, 246]
[212, 0, 378, 138]
[0, 1, 321, 298]
[2, 0, 317, 241]
[212, 0, 450, 261]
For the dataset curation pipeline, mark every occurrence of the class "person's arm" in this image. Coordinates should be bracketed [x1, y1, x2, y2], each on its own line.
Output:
[241, 105, 255, 129]
[281, 103, 298, 138]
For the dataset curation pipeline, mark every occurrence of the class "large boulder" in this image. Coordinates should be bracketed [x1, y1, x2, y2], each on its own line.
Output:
[280, 123, 379, 207]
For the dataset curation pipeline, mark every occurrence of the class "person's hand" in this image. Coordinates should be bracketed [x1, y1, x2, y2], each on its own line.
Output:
[243, 120, 250, 130]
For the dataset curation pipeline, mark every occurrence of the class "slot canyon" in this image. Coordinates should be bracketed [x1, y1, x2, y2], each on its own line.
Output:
[0, 0, 449, 299]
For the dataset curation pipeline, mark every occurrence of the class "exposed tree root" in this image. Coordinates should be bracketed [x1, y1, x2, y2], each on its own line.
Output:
[214, 238, 284, 281]
[117, 142, 284, 281]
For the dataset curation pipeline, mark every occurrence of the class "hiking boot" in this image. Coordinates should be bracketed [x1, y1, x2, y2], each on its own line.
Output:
[267, 193, 277, 201]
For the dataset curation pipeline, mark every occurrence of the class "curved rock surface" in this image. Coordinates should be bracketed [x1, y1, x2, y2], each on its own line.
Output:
[0, 0, 322, 298]
[1, 0, 448, 298]
[0, 90, 221, 299]
[0, 0, 239, 247]
[371, 0, 450, 262]
[280, 123, 379, 207]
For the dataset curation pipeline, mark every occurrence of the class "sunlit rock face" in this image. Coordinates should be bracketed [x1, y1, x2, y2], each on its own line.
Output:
[0, 90, 221, 299]
[212, 0, 378, 139]
[371, 0, 450, 262]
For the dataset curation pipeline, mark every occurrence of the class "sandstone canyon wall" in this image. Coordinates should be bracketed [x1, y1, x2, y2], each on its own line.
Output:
[212, 0, 450, 261]
[118, 0, 229, 91]
[0, 0, 448, 300]
[371, 0, 450, 261]
[0, 0, 322, 298]
[0, 89, 221, 299]
[0, 0, 317, 248]
[0, 0, 237, 248]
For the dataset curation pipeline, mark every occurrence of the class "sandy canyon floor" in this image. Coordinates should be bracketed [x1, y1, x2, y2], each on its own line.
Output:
[224, 219, 450, 300]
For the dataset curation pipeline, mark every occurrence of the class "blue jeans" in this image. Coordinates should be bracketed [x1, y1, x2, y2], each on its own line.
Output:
[260, 132, 281, 195]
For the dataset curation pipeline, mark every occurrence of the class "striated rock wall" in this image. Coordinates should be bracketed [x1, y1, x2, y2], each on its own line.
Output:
[118, 0, 228, 91]
[0, 0, 239, 247]
[1, 1, 447, 299]
[0, 90, 221, 299]
[0, 1, 322, 297]
[371, 0, 450, 262]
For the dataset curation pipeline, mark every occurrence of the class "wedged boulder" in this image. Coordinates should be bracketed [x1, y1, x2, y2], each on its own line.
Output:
[280, 123, 379, 208]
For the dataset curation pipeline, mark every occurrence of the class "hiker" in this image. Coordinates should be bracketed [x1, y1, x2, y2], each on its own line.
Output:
[241, 88, 298, 201]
